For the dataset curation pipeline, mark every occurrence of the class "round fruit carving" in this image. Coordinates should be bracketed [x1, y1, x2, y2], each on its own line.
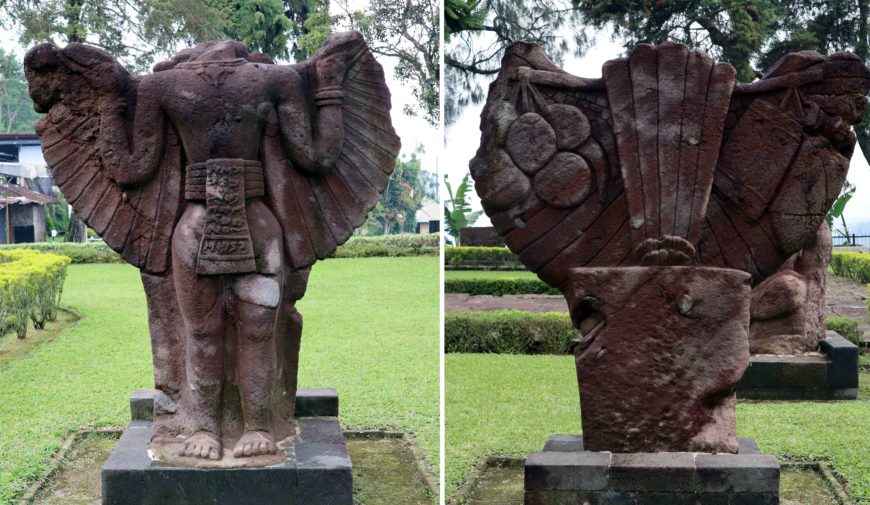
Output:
[533, 152, 592, 208]
[506, 112, 557, 174]
[545, 104, 590, 151]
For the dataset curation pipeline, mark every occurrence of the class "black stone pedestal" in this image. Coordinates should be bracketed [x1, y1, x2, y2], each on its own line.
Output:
[525, 436, 780, 505]
[738, 332, 859, 400]
[102, 389, 351, 505]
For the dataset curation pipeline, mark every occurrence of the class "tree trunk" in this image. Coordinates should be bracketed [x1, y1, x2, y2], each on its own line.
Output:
[66, 213, 87, 243]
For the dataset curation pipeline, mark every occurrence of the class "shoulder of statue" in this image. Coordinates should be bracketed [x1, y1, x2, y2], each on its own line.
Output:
[266, 64, 304, 99]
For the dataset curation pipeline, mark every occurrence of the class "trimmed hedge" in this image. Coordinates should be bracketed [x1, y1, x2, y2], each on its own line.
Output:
[826, 316, 864, 347]
[829, 251, 870, 283]
[332, 233, 439, 258]
[0, 249, 71, 338]
[0, 242, 122, 264]
[445, 310, 577, 354]
[444, 277, 558, 296]
[0, 233, 439, 264]
[446, 312, 865, 356]
[445, 246, 523, 270]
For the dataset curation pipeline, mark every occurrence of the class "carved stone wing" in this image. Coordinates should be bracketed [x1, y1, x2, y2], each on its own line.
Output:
[24, 43, 183, 273]
[262, 39, 401, 270]
[701, 51, 870, 281]
[473, 42, 870, 289]
[470, 42, 630, 289]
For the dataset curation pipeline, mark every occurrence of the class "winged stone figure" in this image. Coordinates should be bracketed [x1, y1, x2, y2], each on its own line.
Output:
[472, 41, 869, 289]
[24, 31, 400, 464]
[471, 41, 870, 453]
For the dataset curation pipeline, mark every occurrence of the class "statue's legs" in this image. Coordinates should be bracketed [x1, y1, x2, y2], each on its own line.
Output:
[171, 204, 225, 460]
[282, 268, 310, 398]
[231, 199, 284, 457]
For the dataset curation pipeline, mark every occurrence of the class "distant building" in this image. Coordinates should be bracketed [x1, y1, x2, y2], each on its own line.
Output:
[0, 134, 58, 244]
[415, 198, 440, 234]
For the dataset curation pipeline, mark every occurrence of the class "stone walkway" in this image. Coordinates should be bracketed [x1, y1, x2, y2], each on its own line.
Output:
[825, 274, 870, 343]
[446, 275, 869, 343]
[445, 293, 567, 313]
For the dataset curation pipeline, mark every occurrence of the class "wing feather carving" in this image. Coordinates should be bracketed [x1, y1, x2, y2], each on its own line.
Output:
[472, 42, 870, 289]
[263, 43, 401, 271]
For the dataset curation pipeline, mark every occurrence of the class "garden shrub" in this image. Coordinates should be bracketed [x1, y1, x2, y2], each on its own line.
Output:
[0, 234, 439, 265]
[0, 249, 71, 338]
[829, 251, 870, 283]
[445, 310, 577, 354]
[444, 277, 558, 296]
[0, 242, 121, 264]
[445, 246, 524, 270]
[826, 316, 864, 347]
[332, 233, 439, 257]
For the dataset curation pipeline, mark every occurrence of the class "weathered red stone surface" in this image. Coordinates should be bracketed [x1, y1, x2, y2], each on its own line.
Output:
[471, 41, 870, 453]
[567, 267, 751, 454]
[750, 222, 832, 354]
[24, 32, 399, 465]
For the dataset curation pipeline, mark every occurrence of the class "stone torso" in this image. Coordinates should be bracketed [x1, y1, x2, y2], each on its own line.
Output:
[147, 61, 282, 163]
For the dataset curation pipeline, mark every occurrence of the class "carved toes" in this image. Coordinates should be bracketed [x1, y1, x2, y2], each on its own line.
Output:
[179, 431, 222, 460]
[232, 431, 277, 458]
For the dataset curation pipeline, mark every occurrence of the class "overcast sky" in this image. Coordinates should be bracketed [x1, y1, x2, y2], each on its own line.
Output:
[443, 30, 870, 232]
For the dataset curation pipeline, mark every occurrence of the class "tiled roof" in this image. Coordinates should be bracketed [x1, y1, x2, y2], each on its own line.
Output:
[0, 182, 58, 206]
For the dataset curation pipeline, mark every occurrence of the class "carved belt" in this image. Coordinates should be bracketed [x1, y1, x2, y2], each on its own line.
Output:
[185, 159, 264, 276]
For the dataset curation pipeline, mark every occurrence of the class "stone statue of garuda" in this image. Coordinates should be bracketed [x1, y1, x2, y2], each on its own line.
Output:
[470, 41, 869, 453]
[24, 32, 400, 464]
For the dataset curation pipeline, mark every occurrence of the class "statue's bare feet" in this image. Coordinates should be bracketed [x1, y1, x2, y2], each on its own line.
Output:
[232, 430, 277, 458]
[179, 431, 221, 460]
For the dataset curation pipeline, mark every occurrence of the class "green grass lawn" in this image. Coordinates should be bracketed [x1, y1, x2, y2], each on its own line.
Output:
[0, 258, 439, 504]
[446, 354, 870, 503]
[444, 270, 539, 280]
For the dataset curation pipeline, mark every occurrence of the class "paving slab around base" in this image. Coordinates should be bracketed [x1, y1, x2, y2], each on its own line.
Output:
[524, 436, 780, 504]
[29, 431, 434, 505]
[460, 460, 841, 505]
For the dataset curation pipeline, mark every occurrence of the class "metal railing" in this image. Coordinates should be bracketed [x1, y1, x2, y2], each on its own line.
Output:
[832, 234, 870, 247]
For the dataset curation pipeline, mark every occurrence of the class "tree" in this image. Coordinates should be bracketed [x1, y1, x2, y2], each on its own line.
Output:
[827, 181, 857, 244]
[362, 152, 426, 235]
[420, 168, 439, 201]
[0, 0, 228, 72]
[0, 50, 42, 133]
[337, 0, 439, 125]
[443, 172, 482, 246]
[578, 0, 782, 82]
[578, 0, 870, 161]
[218, 0, 294, 59]
[444, 0, 587, 124]
[445, 0, 486, 37]
[285, 0, 337, 62]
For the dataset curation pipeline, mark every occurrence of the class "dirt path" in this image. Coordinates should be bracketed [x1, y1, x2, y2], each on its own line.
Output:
[825, 274, 870, 343]
[445, 293, 567, 313]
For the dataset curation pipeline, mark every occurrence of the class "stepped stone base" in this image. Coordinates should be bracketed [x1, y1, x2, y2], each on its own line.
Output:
[738, 332, 859, 400]
[525, 436, 780, 505]
[102, 389, 351, 505]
